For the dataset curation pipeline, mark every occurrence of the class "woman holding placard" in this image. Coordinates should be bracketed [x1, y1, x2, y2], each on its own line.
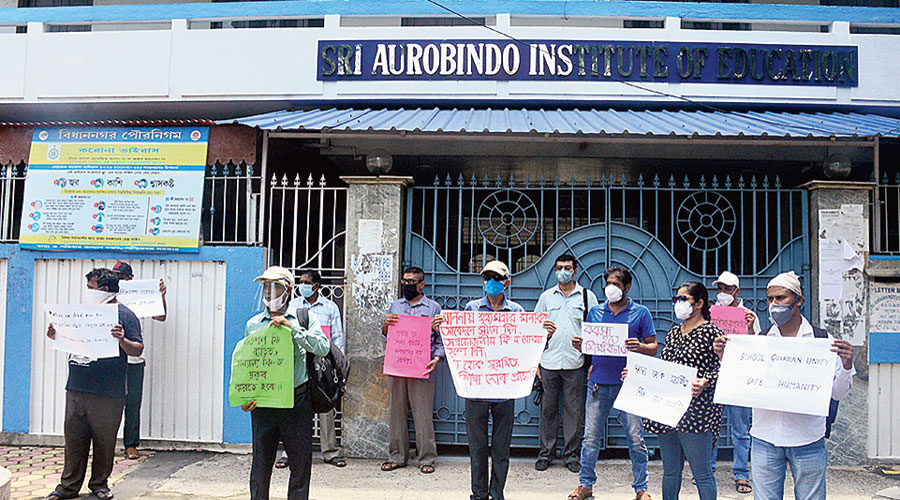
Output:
[633, 282, 723, 500]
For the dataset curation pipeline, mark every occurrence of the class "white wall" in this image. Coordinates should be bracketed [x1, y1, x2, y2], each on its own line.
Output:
[30, 258, 226, 443]
[869, 363, 900, 460]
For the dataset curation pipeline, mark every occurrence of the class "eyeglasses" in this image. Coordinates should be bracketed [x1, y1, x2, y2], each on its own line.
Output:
[400, 279, 422, 285]
[671, 295, 693, 304]
[482, 272, 507, 282]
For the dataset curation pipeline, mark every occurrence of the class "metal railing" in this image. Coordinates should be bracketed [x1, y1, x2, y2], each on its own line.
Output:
[0, 162, 26, 243]
[876, 171, 900, 254]
[202, 161, 263, 246]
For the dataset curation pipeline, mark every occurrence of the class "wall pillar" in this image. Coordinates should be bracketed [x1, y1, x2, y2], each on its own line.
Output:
[340, 175, 413, 459]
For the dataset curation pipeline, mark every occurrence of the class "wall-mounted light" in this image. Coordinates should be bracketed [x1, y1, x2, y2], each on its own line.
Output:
[365, 149, 393, 174]
[823, 153, 852, 179]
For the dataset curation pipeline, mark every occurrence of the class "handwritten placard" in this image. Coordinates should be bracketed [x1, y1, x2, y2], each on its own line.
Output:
[710, 305, 749, 336]
[581, 322, 629, 357]
[613, 352, 697, 427]
[117, 279, 165, 318]
[384, 315, 433, 379]
[440, 311, 548, 399]
[47, 304, 120, 359]
[714, 335, 836, 416]
[229, 325, 295, 408]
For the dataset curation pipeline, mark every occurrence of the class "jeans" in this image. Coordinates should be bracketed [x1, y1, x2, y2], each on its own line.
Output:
[465, 399, 515, 500]
[711, 405, 751, 481]
[578, 382, 649, 493]
[751, 437, 827, 500]
[658, 430, 717, 500]
[124, 362, 145, 449]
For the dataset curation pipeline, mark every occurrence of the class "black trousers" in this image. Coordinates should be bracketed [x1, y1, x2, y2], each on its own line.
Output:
[124, 362, 145, 448]
[465, 399, 515, 500]
[250, 385, 313, 500]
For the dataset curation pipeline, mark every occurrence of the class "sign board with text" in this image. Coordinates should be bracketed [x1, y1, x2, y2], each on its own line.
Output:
[47, 303, 120, 359]
[384, 315, 432, 379]
[614, 352, 696, 428]
[229, 325, 295, 408]
[581, 322, 629, 357]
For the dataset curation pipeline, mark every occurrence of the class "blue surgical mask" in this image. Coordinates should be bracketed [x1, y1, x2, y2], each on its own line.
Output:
[484, 279, 506, 297]
[299, 284, 315, 298]
[556, 269, 574, 284]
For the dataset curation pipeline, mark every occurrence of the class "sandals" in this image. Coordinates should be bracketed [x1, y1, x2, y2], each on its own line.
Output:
[45, 491, 78, 500]
[325, 457, 347, 467]
[274, 456, 289, 469]
[92, 488, 115, 499]
[381, 461, 407, 471]
[125, 447, 139, 460]
[735, 479, 752, 494]
[567, 485, 593, 500]
[420, 464, 435, 474]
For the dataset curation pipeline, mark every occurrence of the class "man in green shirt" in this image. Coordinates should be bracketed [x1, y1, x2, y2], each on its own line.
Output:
[241, 266, 330, 500]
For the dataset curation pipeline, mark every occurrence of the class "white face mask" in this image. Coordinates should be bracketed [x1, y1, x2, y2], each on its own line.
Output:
[263, 283, 290, 312]
[84, 288, 115, 305]
[717, 292, 735, 306]
[605, 284, 624, 303]
[674, 300, 694, 320]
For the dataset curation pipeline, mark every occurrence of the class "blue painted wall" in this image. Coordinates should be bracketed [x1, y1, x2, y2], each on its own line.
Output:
[0, 244, 264, 444]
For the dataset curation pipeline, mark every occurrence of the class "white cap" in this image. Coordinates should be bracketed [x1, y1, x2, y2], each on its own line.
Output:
[481, 260, 510, 278]
[253, 266, 294, 285]
[712, 271, 740, 288]
[767, 271, 803, 297]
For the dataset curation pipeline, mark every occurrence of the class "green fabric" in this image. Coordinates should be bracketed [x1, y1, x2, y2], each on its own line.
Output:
[242, 308, 331, 388]
[229, 325, 294, 408]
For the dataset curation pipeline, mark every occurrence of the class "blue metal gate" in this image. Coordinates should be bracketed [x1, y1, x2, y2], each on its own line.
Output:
[404, 173, 809, 450]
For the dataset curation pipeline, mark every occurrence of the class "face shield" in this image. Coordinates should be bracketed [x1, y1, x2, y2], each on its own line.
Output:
[256, 280, 291, 314]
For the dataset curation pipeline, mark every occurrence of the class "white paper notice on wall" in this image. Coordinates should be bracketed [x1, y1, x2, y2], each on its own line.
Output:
[840, 204, 868, 253]
[818, 209, 842, 240]
[818, 239, 844, 300]
[358, 219, 383, 254]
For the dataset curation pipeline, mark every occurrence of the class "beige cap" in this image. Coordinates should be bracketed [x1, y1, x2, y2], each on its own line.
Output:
[767, 271, 803, 297]
[253, 266, 293, 285]
[712, 271, 740, 288]
[482, 260, 510, 278]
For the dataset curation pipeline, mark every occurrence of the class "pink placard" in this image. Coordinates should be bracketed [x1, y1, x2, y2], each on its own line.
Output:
[710, 305, 749, 336]
[384, 315, 433, 379]
[321, 325, 332, 341]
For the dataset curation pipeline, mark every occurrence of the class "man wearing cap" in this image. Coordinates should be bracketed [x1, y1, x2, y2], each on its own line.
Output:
[111, 261, 168, 461]
[451, 260, 555, 500]
[241, 266, 330, 500]
[711, 271, 760, 495]
[380, 266, 444, 474]
[714, 271, 854, 500]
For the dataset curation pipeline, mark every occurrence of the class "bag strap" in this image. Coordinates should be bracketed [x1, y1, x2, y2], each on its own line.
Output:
[296, 306, 310, 330]
[582, 286, 589, 321]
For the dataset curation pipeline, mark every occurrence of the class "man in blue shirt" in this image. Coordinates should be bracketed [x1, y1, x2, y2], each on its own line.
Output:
[567, 267, 658, 500]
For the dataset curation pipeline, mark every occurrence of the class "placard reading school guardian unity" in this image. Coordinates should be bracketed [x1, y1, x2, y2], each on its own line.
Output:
[19, 127, 209, 252]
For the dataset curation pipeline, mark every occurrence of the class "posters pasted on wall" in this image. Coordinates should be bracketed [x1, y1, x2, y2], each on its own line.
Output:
[818, 205, 867, 346]
[19, 127, 209, 252]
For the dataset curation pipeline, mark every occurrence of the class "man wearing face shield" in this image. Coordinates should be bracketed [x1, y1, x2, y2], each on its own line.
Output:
[568, 266, 657, 500]
[533, 254, 599, 473]
[446, 260, 555, 500]
[381, 266, 444, 474]
[45, 268, 143, 500]
[241, 266, 330, 500]
[710, 271, 760, 495]
[713, 271, 855, 500]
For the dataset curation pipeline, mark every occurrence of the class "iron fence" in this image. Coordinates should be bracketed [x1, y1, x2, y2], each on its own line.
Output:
[876, 171, 900, 254]
[202, 161, 263, 245]
[0, 162, 26, 243]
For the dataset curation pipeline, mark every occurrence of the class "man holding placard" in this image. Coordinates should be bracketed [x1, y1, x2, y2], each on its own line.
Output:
[381, 266, 444, 474]
[568, 267, 657, 500]
[714, 272, 855, 500]
[239, 266, 330, 500]
[709, 270, 759, 494]
[112, 261, 168, 461]
[534, 254, 599, 473]
[45, 268, 143, 500]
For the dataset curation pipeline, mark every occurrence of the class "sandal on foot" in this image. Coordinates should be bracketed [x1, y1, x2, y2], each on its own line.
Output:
[420, 464, 435, 474]
[92, 488, 115, 499]
[274, 456, 289, 469]
[735, 480, 752, 494]
[381, 461, 406, 471]
[125, 447, 139, 460]
[325, 457, 347, 467]
[567, 485, 593, 500]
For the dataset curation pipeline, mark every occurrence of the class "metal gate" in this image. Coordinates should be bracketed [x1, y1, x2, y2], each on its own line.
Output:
[405, 173, 809, 449]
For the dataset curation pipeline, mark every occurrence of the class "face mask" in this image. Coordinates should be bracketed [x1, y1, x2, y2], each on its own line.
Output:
[769, 298, 798, 326]
[85, 288, 115, 305]
[674, 299, 694, 320]
[400, 284, 420, 301]
[299, 284, 315, 299]
[605, 284, 623, 303]
[556, 269, 574, 284]
[263, 283, 289, 312]
[717, 292, 735, 306]
[484, 279, 506, 297]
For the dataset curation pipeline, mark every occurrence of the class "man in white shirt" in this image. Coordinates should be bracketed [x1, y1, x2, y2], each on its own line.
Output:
[714, 271, 854, 500]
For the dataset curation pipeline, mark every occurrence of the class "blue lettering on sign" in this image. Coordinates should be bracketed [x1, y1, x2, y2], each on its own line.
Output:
[317, 39, 858, 87]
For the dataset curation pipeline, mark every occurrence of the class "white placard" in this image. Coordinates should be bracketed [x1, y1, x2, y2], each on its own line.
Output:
[581, 322, 629, 357]
[613, 352, 696, 428]
[117, 279, 165, 318]
[714, 335, 837, 417]
[358, 219, 383, 254]
[47, 304, 120, 359]
[440, 311, 548, 399]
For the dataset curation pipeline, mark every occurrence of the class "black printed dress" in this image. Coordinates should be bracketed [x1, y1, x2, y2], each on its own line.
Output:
[643, 321, 723, 435]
